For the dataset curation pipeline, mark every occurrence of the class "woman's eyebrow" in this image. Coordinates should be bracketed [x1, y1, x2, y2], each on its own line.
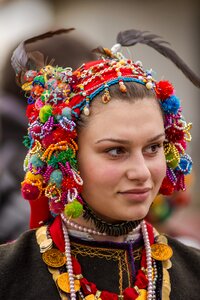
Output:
[147, 133, 166, 143]
[95, 138, 130, 145]
[95, 133, 165, 145]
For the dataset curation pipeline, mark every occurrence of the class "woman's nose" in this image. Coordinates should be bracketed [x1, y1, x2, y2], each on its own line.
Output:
[125, 153, 150, 182]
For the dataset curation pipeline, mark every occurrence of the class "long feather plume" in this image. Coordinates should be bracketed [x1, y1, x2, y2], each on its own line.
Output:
[117, 29, 200, 88]
[11, 28, 75, 85]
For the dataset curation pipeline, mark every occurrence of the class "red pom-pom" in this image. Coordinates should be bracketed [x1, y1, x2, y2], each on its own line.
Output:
[156, 81, 174, 100]
[52, 103, 68, 116]
[101, 291, 118, 300]
[159, 177, 175, 195]
[165, 127, 184, 143]
[62, 177, 82, 193]
[135, 270, 148, 288]
[30, 125, 42, 136]
[42, 127, 77, 148]
[41, 133, 55, 148]
[21, 183, 40, 200]
[80, 278, 97, 295]
[49, 199, 64, 215]
[123, 287, 138, 299]
[26, 104, 39, 122]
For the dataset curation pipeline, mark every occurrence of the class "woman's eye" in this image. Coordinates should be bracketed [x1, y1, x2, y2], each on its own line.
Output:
[105, 147, 127, 158]
[145, 143, 163, 155]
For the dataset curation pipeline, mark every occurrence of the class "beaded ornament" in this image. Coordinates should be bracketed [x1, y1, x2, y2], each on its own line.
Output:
[15, 38, 192, 223]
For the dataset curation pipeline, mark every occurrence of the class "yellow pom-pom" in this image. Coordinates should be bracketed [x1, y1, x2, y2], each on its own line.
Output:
[167, 155, 179, 168]
[25, 171, 43, 182]
[39, 105, 52, 123]
[64, 200, 83, 219]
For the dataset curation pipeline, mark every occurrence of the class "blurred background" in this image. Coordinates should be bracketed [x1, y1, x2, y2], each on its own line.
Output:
[0, 0, 199, 246]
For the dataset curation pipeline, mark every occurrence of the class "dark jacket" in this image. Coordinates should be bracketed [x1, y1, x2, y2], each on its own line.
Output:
[0, 229, 199, 300]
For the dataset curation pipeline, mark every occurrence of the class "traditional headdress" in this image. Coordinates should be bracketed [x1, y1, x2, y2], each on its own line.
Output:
[11, 28, 199, 228]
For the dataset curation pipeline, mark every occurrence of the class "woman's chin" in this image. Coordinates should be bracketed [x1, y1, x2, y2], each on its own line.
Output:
[117, 209, 149, 222]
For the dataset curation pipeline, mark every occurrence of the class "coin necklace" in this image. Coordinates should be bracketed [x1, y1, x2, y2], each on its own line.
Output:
[61, 220, 159, 300]
[37, 218, 172, 299]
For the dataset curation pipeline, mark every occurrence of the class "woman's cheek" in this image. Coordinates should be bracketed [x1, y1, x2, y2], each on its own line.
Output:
[152, 159, 166, 183]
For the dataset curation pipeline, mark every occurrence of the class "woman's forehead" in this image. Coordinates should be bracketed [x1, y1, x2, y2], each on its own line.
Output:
[89, 96, 162, 119]
[79, 98, 164, 139]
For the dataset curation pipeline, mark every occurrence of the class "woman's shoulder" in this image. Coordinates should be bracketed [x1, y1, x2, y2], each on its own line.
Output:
[167, 236, 200, 300]
[0, 229, 37, 257]
[0, 229, 60, 299]
[167, 235, 200, 260]
[0, 229, 38, 275]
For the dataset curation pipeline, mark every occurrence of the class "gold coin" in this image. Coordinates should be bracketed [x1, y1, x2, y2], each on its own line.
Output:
[36, 226, 47, 244]
[37, 233, 47, 244]
[36, 226, 45, 237]
[163, 259, 172, 269]
[48, 267, 60, 275]
[42, 248, 66, 267]
[136, 289, 147, 300]
[57, 272, 80, 293]
[85, 295, 95, 300]
[85, 295, 102, 300]
[40, 238, 53, 253]
[151, 243, 173, 261]
[53, 272, 60, 281]
[156, 234, 168, 244]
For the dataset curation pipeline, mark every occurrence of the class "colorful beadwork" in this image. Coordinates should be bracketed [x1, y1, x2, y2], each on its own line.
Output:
[20, 47, 192, 220]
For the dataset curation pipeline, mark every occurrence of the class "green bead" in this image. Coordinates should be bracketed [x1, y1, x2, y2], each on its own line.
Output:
[64, 200, 83, 218]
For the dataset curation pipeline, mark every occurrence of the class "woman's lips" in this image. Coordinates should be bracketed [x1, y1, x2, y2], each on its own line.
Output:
[118, 188, 152, 201]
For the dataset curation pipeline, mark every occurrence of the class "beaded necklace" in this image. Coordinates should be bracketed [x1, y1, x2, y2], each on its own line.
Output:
[61, 213, 141, 238]
[82, 202, 141, 237]
[62, 219, 156, 300]
[37, 217, 172, 300]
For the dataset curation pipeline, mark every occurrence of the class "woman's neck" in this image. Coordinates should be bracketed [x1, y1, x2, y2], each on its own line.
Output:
[62, 214, 141, 243]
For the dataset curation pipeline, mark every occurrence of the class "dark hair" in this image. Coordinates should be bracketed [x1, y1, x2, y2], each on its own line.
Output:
[77, 81, 158, 128]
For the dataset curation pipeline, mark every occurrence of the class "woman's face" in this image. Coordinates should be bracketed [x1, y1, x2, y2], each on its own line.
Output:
[77, 97, 166, 222]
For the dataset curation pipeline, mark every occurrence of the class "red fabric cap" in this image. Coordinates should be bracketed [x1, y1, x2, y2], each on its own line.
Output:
[29, 195, 51, 229]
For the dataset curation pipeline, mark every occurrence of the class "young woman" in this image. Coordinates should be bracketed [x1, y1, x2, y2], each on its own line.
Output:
[0, 28, 199, 300]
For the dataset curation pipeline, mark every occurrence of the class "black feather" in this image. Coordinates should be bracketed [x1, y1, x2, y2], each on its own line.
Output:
[117, 29, 200, 88]
[11, 28, 75, 85]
